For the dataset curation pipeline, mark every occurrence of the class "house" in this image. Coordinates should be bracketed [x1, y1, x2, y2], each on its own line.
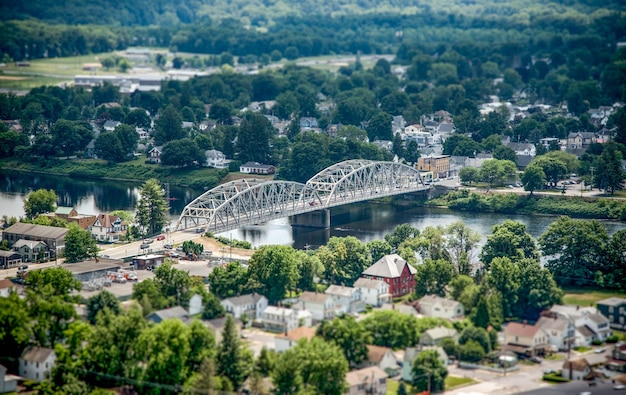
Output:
[205, 316, 241, 344]
[239, 162, 276, 175]
[402, 347, 448, 382]
[361, 254, 416, 298]
[597, 297, 626, 330]
[261, 306, 312, 333]
[148, 146, 163, 163]
[416, 155, 450, 179]
[40, 207, 95, 230]
[103, 120, 121, 132]
[417, 295, 464, 320]
[54, 206, 78, 219]
[562, 358, 592, 380]
[540, 137, 561, 150]
[274, 327, 317, 353]
[549, 305, 612, 344]
[503, 322, 548, 357]
[507, 142, 536, 157]
[0, 364, 17, 394]
[2, 223, 68, 258]
[131, 254, 164, 270]
[353, 278, 391, 307]
[204, 149, 231, 169]
[607, 343, 626, 374]
[437, 122, 455, 134]
[13, 240, 50, 262]
[221, 293, 268, 321]
[0, 250, 22, 269]
[325, 285, 365, 314]
[300, 117, 319, 129]
[567, 132, 596, 150]
[345, 366, 388, 395]
[189, 294, 203, 316]
[380, 303, 420, 317]
[89, 214, 127, 243]
[536, 315, 576, 352]
[294, 291, 337, 322]
[364, 345, 399, 373]
[146, 306, 190, 324]
[19, 347, 56, 381]
[419, 327, 459, 346]
[0, 279, 17, 297]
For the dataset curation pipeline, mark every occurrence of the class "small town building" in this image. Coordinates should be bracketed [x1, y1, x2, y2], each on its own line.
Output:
[89, 214, 128, 243]
[148, 146, 163, 163]
[132, 254, 164, 270]
[0, 250, 22, 269]
[19, 347, 56, 382]
[361, 254, 416, 298]
[324, 285, 365, 314]
[2, 223, 68, 259]
[417, 295, 464, 320]
[13, 240, 50, 262]
[274, 327, 317, 353]
[536, 315, 576, 351]
[597, 297, 626, 330]
[239, 162, 276, 175]
[549, 305, 612, 344]
[294, 291, 337, 322]
[204, 149, 231, 169]
[380, 303, 421, 317]
[419, 327, 459, 346]
[401, 347, 448, 382]
[0, 279, 17, 297]
[220, 293, 269, 321]
[363, 345, 399, 373]
[353, 278, 391, 307]
[0, 364, 17, 393]
[504, 322, 548, 357]
[146, 306, 190, 324]
[345, 366, 388, 395]
[189, 294, 203, 316]
[562, 358, 592, 380]
[416, 155, 450, 179]
[261, 306, 312, 333]
[62, 259, 123, 283]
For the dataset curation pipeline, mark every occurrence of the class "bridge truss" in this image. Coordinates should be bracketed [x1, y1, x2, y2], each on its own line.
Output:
[175, 160, 428, 233]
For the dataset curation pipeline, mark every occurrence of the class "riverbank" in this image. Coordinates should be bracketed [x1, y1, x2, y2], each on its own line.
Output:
[0, 157, 228, 189]
[427, 189, 626, 221]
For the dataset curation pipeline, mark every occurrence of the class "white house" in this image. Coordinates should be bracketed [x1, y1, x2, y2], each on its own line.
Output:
[402, 347, 448, 382]
[345, 366, 388, 395]
[549, 305, 612, 344]
[274, 327, 316, 353]
[204, 149, 231, 169]
[562, 358, 591, 380]
[13, 240, 49, 262]
[503, 322, 549, 356]
[148, 146, 163, 164]
[0, 278, 17, 297]
[324, 285, 365, 314]
[189, 293, 203, 316]
[89, 214, 127, 243]
[0, 364, 17, 394]
[261, 306, 312, 333]
[507, 142, 536, 157]
[103, 120, 121, 132]
[364, 345, 399, 373]
[536, 315, 576, 351]
[221, 293, 268, 321]
[19, 347, 56, 382]
[417, 295, 464, 320]
[353, 278, 391, 307]
[239, 162, 275, 175]
[294, 291, 337, 322]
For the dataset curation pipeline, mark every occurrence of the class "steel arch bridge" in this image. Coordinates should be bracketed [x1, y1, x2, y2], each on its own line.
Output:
[175, 160, 428, 234]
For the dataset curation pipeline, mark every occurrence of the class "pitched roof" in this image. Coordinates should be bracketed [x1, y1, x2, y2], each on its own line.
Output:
[345, 366, 388, 387]
[418, 295, 460, 309]
[362, 254, 416, 279]
[576, 325, 596, 337]
[55, 206, 75, 215]
[13, 239, 47, 249]
[353, 277, 387, 289]
[589, 313, 610, 325]
[367, 345, 391, 363]
[222, 293, 266, 306]
[598, 297, 626, 307]
[505, 322, 541, 338]
[422, 326, 458, 340]
[0, 250, 21, 258]
[94, 214, 121, 228]
[325, 285, 357, 298]
[299, 291, 331, 304]
[148, 306, 189, 321]
[403, 347, 419, 363]
[536, 316, 570, 332]
[276, 326, 316, 342]
[0, 278, 16, 289]
[240, 161, 274, 169]
[21, 346, 54, 363]
[263, 306, 295, 317]
[4, 223, 68, 240]
[562, 358, 589, 372]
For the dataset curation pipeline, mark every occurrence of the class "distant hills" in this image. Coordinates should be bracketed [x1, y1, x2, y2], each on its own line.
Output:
[1, 0, 623, 27]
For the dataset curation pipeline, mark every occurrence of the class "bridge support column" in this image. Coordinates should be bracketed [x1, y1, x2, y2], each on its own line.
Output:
[290, 209, 331, 229]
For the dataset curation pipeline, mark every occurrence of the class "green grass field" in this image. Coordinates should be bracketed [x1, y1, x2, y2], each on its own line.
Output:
[386, 376, 477, 394]
[562, 289, 626, 307]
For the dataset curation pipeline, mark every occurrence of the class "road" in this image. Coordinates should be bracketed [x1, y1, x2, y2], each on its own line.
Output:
[435, 177, 605, 198]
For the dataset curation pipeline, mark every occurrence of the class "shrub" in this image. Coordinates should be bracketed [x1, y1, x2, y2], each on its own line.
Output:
[606, 335, 619, 344]
[542, 373, 570, 382]
[591, 339, 603, 346]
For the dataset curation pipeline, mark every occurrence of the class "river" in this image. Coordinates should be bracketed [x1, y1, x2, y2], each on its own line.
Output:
[1, 170, 624, 250]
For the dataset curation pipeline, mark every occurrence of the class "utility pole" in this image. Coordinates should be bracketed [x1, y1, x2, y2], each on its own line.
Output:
[589, 167, 595, 191]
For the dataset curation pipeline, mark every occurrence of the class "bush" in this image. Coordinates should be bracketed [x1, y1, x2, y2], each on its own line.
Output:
[542, 373, 570, 382]
[606, 335, 619, 343]
[591, 339, 603, 346]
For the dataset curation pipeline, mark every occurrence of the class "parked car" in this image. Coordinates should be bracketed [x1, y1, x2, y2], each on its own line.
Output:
[594, 347, 606, 354]
[530, 356, 542, 364]
[140, 243, 150, 249]
[195, 228, 205, 233]
[156, 235, 165, 241]
[164, 244, 173, 249]
[143, 238, 154, 244]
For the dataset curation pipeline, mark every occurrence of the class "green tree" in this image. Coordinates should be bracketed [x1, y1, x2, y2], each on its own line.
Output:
[153, 262, 192, 307]
[293, 250, 323, 292]
[247, 245, 299, 304]
[480, 220, 539, 269]
[135, 178, 169, 237]
[64, 223, 98, 263]
[485, 257, 520, 320]
[367, 111, 393, 141]
[411, 349, 448, 393]
[366, 240, 393, 262]
[161, 138, 204, 167]
[605, 230, 626, 290]
[272, 346, 303, 395]
[458, 326, 491, 354]
[24, 188, 57, 219]
[515, 259, 563, 319]
[384, 223, 420, 251]
[521, 164, 546, 195]
[154, 105, 185, 145]
[294, 337, 348, 395]
[459, 167, 479, 185]
[317, 236, 371, 286]
[94, 132, 124, 162]
[459, 339, 485, 363]
[594, 142, 624, 194]
[236, 112, 273, 164]
[414, 259, 455, 298]
[530, 156, 567, 187]
[202, 292, 226, 320]
[208, 262, 249, 299]
[132, 278, 168, 311]
[493, 145, 517, 163]
[86, 290, 120, 325]
[539, 216, 608, 287]
[444, 221, 480, 273]
[187, 319, 217, 372]
[124, 108, 151, 128]
[216, 315, 253, 390]
[361, 310, 420, 349]
[0, 292, 31, 370]
[255, 347, 276, 377]
[316, 314, 371, 366]
[397, 381, 408, 395]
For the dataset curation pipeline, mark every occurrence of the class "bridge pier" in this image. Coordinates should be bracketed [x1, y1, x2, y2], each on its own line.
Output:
[290, 209, 331, 229]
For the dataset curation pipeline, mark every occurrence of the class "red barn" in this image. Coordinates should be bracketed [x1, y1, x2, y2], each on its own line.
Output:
[361, 254, 416, 297]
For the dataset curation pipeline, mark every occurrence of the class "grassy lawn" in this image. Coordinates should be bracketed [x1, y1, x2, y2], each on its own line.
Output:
[545, 354, 564, 361]
[562, 289, 626, 307]
[386, 376, 477, 395]
[573, 346, 592, 353]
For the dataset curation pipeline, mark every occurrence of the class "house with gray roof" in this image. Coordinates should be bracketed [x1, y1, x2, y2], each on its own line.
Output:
[146, 306, 190, 324]
[2, 223, 68, 259]
[536, 315, 575, 351]
[293, 291, 337, 322]
[13, 240, 50, 262]
[0, 250, 22, 269]
[345, 366, 388, 395]
[417, 295, 464, 320]
[353, 278, 391, 307]
[221, 293, 268, 320]
[20, 347, 56, 381]
[549, 305, 611, 344]
[402, 346, 448, 382]
[103, 120, 121, 132]
[325, 285, 364, 314]
[597, 297, 626, 330]
[419, 327, 459, 346]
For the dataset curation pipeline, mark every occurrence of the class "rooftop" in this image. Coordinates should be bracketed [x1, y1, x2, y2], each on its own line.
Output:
[62, 259, 124, 275]
[367, 345, 391, 363]
[299, 291, 331, 304]
[362, 254, 416, 279]
[597, 297, 626, 307]
[505, 322, 542, 338]
[276, 326, 316, 342]
[4, 222, 69, 240]
[21, 346, 54, 363]
[325, 284, 357, 298]
[222, 293, 266, 306]
[345, 366, 388, 387]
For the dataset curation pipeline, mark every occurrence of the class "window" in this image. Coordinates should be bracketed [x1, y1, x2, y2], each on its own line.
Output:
[610, 306, 614, 313]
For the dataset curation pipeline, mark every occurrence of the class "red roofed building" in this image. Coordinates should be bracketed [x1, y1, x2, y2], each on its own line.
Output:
[89, 214, 128, 243]
[504, 321, 548, 357]
[361, 254, 416, 297]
